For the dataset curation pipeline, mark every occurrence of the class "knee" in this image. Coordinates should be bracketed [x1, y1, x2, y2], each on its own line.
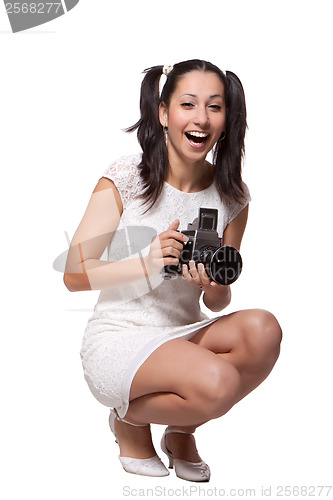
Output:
[244, 309, 282, 363]
[196, 361, 241, 419]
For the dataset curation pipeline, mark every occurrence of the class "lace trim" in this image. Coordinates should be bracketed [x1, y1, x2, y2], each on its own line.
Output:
[102, 153, 143, 208]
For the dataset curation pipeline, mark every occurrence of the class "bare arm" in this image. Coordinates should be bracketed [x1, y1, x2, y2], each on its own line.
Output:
[63, 177, 187, 292]
[202, 204, 249, 312]
[221, 204, 249, 251]
[64, 177, 149, 291]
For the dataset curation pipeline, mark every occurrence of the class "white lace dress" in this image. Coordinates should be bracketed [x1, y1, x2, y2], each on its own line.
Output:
[80, 154, 251, 418]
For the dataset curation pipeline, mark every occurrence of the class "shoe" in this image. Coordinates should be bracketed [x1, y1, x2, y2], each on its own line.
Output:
[160, 427, 210, 482]
[109, 408, 169, 477]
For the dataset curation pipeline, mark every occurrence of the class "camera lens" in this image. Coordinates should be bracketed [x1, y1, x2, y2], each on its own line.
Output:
[203, 246, 242, 285]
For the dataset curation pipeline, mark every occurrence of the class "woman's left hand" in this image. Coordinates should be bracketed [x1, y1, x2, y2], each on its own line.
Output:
[182, 260, 221, 292]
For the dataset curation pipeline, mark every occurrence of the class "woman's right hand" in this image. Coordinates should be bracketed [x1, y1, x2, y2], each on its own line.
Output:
[144, 219, 189, 276]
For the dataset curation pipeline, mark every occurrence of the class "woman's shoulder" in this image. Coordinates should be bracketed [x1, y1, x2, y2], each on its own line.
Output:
[223, 180, 251, 225]
[102, 153, 142, 179]
[101, 153, 143, 206]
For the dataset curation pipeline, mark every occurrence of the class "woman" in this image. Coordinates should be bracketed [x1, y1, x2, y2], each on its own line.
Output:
[64, 59, 282, 482]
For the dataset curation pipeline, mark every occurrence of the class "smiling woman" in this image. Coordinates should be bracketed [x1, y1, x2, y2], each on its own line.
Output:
[64, 59, 282, 483]
[159, 71, 226, 175]
[126, 60, 247, 206]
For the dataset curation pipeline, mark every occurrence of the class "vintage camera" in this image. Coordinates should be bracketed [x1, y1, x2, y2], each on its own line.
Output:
[162, 208, 242, 285]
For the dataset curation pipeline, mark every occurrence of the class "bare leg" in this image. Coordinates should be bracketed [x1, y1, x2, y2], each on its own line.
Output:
[115, 309, 282, 460]
[190, 309, 282, 405]
[163, 309, 282, 458]
[115, 339, 240, 459]
[126, 343, 241, 426]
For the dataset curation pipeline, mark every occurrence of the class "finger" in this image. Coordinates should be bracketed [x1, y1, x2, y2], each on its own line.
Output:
[158, 228, 186, 243]
[151, 244, 180, 260]
[182, 262, 207, 289]
[167, 219, 180, 231]
[163, 230, 188, 243]
[182, 264, 198, 285]
[164, 220, 189, 243]
[191, 261, 210, 287]
[160, 238, 184, 251]
[163, 255, 180, 267]
[161, 246, 181, 259]
[188, 260, 199, 279]
[197, 263, 211, 284]
[151, 234, 183, 255]
[151, 249, 179, 263]
[182, 263, 191, 278]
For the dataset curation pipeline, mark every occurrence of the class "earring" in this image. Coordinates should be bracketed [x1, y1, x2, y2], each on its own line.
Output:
[163, 126, 168, 146]
[217, 131, 226, 148]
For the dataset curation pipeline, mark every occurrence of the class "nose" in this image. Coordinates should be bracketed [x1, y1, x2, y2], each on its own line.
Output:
[193, 105, 209, 128]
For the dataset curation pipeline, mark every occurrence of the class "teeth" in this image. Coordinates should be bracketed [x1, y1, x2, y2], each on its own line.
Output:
[187, 131, 208, 138]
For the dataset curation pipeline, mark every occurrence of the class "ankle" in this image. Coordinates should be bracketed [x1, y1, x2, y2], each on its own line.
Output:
[164, 430, 201, 463]
[115, 418, 150, 437]
[115, 421, 156, 459]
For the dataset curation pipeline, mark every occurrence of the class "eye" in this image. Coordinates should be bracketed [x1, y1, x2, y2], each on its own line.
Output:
[209, 104, 222, 111]
[181, 102, 195, 109]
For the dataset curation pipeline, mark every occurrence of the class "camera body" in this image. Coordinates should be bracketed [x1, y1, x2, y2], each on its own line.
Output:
[162, 208, 242, 285]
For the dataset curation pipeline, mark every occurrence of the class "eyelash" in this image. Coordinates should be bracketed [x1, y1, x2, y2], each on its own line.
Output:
[181, 103, 222, 111]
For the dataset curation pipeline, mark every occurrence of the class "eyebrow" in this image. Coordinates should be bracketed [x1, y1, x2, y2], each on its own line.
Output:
[180, 93, 223, 99]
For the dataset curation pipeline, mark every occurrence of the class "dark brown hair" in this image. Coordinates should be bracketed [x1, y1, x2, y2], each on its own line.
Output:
[126, 59, 247, 212]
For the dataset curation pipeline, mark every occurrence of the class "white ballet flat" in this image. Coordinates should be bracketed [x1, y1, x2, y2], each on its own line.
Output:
[160, 427, 210, 482]
[109, 408, 169, 477]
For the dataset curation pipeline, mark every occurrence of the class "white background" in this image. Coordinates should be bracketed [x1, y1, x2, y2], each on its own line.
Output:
[1, 1, 332, 498]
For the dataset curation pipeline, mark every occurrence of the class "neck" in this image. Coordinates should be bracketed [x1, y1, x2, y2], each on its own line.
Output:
[166, 149, 214, 193]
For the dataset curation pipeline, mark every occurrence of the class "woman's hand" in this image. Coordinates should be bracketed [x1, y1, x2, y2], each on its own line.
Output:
[182, 260, 231, 311]
[182, 261, 209, 291]
[182, 260, 220, 292]
[144, 219, 188, 276]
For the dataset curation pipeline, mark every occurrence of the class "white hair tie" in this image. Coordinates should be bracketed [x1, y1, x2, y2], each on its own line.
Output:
[159, 65, 174, 97]
[163, 65, 174, 76]
[159, 74, 167, 97]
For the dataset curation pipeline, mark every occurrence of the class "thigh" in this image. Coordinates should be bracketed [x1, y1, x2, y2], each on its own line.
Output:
[189, 310, 252, 352]
[129, 337, 230, 401]
[190, 309, 282, 366]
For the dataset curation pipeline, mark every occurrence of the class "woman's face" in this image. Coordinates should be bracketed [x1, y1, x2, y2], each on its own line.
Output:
[159, 70, 226, 165]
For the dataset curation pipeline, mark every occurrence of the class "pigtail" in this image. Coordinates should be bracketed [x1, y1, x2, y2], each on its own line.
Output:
[126, 66, 169, 212]
[213, 71, 247, 203]
[127, 60, 247, 212]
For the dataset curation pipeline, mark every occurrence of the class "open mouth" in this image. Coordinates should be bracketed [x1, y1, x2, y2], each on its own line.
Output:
[185, 131, 209, 147]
